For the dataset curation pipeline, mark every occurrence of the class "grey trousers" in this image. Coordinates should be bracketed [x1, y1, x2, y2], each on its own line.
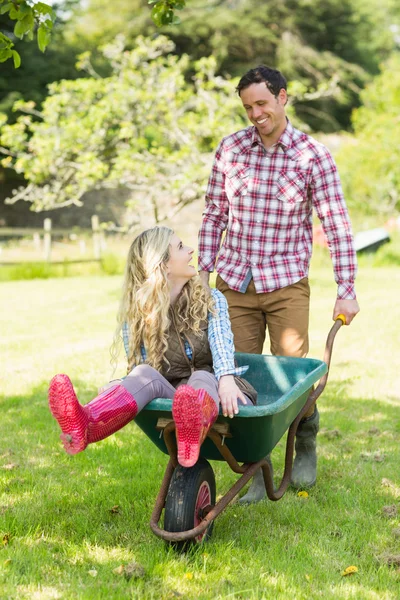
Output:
[121, 364, 251, 413]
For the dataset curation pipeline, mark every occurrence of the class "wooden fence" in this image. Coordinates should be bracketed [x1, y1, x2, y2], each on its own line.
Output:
[0, 215, 106, 265]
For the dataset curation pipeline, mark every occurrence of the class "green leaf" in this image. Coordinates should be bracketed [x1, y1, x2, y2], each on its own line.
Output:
[0, 48, 12, 63]
[160, 9, 174, 25]
[18, 3, 32, 18]
[12, 50, 21, 69]
[0, 3, 13, 16]
[9, 7, 19, 19]
[150, 5, 163, 27]
[34, 2, 54, 16]
[14, 18, 32, 39]
[37, 24, 51, 53]
[0, 32, 13, 50]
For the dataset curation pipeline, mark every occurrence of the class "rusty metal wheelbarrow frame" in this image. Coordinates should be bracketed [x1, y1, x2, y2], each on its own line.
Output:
[134, 318, 344, 544]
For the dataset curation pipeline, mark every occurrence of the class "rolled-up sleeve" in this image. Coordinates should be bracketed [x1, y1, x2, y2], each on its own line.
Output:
[208, 289, 248, 380]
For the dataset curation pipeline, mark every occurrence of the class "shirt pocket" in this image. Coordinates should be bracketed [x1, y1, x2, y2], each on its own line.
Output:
[225, 165, 250, 200]
[276, 169, 306, 206]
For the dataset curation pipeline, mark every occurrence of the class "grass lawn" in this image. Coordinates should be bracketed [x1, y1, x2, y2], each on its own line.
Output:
[1, 264, 399, 599]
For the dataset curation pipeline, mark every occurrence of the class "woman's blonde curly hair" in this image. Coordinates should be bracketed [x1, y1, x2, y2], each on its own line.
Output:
[113, 226, 214, 374]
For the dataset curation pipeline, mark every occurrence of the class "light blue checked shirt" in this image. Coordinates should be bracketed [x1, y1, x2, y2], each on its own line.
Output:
[122, 289, 248, 381]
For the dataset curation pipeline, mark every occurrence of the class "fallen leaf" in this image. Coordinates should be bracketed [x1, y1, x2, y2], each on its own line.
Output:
[124, 562, 145, 580]
[360, 451, 384, 462]
[392, 528, 400, 538]
[378, 553, 400, 567]
[113, 565, 125, 575]
[382, 505, 398, 518]
[341, 565, 358, 576]
[2, 463, 19, 471]
[323, 429, 341, 439]
[297, 491, 309, 498]
[368, 427, 380, 435]
[3, 559, 12, 566]
[330, 530, 343, 538]
[109, 505, 120, 514]
[2, 534, 11, 546]
[88, 569, 98, 577]
[0, 450, 14, 459]
[381, 478, 393, 487]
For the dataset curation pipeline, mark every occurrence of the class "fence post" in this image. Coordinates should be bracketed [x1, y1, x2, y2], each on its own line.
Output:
[44, 218, 52, 262]
[33, 231, 41, 252]
[91, 215, 101, 260]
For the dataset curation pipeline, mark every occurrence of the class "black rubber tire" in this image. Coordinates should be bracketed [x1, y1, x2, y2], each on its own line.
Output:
[164, 458, 216, 551]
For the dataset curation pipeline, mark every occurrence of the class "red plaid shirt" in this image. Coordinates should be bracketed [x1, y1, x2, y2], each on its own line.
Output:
[198, 121, 357, 299]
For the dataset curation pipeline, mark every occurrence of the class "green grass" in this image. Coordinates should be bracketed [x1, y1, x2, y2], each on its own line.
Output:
[1, 265, 399, 599]
[0, 253, 125, 282]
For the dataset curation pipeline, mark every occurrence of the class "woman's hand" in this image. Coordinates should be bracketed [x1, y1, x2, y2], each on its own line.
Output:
[218, 375, 247, 418]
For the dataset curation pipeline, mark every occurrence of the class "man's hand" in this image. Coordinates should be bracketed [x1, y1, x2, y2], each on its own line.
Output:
[333, 298, 360, 325]
[199, 270, 211, 289]
[218, 375, 247, 418]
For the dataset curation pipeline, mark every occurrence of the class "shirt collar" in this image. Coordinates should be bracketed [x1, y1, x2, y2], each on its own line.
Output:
[250, 118, 294, 151]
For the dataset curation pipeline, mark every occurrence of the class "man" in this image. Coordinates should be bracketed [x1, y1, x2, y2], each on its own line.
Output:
[198, 65, 359, 501]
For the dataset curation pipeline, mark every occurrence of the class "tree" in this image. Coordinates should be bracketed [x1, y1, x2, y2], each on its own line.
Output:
[0, 0, 56, 66]
[0, 35, 246, 225]
[336, 53, 400, 217]
[153, 0, 398, 131]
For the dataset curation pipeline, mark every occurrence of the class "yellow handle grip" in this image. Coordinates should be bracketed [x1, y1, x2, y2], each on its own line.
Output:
[335, 313, 346, 325]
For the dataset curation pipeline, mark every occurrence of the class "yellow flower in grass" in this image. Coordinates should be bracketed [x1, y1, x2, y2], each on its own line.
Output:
[341, 565, 358, 576]
[297, 490, 309, 498]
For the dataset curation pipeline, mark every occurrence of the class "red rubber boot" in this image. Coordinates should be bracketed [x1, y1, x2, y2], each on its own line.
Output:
[48, 374, 138, 455]
[172, 385, 218, 468]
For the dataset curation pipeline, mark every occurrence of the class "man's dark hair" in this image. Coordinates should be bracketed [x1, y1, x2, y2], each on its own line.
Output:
[236, 65, 287, 97]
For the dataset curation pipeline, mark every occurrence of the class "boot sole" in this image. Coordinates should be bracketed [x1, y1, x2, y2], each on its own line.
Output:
[172, 385, 203, 468]
[48, 374, 88, 454]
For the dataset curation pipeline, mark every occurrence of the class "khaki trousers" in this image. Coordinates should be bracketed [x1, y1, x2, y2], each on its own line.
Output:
[216, 275, 314, 416]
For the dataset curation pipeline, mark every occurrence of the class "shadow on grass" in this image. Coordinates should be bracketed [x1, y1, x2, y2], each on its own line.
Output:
[1, 378, 399, 597]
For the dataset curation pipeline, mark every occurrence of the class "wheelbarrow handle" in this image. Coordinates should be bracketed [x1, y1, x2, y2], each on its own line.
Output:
[335, 313, 347, 325]
[305, 313, 345, 408]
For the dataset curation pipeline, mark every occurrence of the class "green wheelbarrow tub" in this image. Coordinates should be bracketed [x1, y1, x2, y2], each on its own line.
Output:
[134, 353, 327, 463]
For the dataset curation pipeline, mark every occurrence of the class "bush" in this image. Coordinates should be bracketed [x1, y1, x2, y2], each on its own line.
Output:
[100, 253, 124, 276]
[0, 260, 102, 281]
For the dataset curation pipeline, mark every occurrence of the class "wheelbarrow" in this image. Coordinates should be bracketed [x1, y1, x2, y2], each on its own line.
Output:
[134, 317, 345, 548]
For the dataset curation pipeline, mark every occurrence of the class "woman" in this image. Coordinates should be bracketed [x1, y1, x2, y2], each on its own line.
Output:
[48, 226, 256, 468]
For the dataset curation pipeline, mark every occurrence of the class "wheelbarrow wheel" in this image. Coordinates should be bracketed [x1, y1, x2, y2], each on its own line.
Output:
[164, 458, 216, 551]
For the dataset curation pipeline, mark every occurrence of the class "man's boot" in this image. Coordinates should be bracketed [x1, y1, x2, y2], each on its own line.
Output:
[291, 406, 320, 488]
[238, 455, 273, 504]
[48, 374, 138, 454]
